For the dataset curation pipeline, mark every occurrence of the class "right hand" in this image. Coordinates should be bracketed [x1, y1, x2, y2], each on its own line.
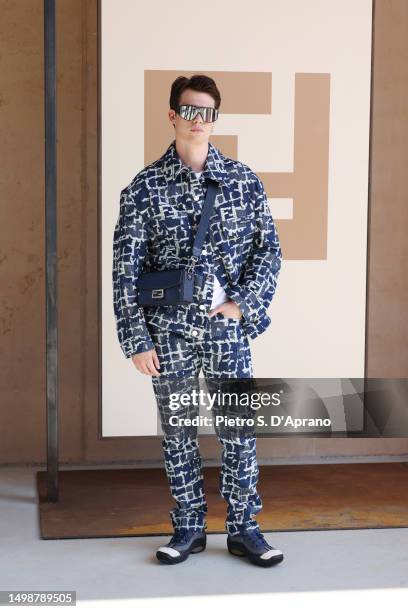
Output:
[131, 348, 161, 376]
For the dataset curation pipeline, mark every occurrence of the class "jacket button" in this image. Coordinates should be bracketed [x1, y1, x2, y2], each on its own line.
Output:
[191, 330, 198, 336]
[199, 305, 206, 310]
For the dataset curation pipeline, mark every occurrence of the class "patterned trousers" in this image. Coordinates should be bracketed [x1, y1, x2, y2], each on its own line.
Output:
[147, 312, 263, 536]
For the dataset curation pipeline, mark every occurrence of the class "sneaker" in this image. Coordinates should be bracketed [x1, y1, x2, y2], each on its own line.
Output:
[227, 527, 284, 567]
[156, 527, 207, 564]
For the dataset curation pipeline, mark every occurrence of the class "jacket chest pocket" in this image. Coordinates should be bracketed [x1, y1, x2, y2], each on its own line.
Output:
[153, 212, 191, 237]
[150, 212, 192, 256]
[220, 214, 256, 242]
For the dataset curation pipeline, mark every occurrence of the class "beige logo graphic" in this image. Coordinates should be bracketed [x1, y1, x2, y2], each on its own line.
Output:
[145, 70, 330, 260]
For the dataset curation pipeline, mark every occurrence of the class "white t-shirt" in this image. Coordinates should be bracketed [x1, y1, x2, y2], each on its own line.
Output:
[193, 171, 228, 309]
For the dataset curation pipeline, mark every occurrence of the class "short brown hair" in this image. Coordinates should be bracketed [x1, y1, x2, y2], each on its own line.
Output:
[169, 74, 221, 110]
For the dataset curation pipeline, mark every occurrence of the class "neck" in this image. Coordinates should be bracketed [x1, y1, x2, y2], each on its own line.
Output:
[174, 139, 209, 173]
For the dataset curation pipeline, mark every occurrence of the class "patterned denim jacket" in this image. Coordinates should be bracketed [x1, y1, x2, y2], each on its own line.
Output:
[112, 139, 283, 358]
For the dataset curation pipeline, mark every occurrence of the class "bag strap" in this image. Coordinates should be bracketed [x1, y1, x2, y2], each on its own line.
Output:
[189, 178, 219, 265]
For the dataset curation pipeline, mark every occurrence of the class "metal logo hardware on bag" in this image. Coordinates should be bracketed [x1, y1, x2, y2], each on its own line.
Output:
[136, 178, 220, 307]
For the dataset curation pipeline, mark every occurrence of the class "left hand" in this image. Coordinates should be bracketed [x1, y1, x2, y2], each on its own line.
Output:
[208, 300, 243, 320]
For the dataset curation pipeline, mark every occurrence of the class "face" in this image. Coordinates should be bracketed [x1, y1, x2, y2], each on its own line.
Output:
[168, 88, 216, 145]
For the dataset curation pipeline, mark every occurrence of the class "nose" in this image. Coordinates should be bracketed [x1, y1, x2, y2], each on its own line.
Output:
[193, 113, 204, 124]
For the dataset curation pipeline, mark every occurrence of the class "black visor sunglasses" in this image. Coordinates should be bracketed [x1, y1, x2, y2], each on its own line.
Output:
[176, 104, 219, 123]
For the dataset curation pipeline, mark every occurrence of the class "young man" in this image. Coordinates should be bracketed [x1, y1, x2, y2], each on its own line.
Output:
[112, 74, 283, 567]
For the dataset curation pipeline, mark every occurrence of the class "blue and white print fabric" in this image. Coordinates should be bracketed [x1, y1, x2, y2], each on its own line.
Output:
[112, 139, 282, 358]
[150, 317, 262, 535]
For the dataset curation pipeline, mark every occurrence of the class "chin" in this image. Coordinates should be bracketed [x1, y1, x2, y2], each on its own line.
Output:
[189, 131, 207, 140]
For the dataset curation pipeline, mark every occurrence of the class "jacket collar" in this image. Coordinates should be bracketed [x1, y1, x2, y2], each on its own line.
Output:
[162, 139, 229, 186]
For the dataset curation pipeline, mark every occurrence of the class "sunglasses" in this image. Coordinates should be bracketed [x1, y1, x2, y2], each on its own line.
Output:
[176, 104, 219, 123]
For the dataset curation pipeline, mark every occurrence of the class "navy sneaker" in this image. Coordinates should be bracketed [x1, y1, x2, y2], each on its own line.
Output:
[156, 527, 207, 564]
[227, 527, 284, 567]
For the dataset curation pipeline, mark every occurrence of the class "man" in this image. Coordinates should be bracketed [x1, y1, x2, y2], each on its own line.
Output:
[112, 74, 283, 567]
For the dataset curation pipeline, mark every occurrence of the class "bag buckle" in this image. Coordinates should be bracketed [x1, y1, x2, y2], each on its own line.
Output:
[151, 289, 164, 299]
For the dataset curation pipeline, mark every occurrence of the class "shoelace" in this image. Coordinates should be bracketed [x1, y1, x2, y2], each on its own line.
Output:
[243, 528, 272, 551]
[169, 528, 199, 546]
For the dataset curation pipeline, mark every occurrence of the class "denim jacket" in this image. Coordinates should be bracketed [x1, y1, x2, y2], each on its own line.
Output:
[112, 140, 282, 358]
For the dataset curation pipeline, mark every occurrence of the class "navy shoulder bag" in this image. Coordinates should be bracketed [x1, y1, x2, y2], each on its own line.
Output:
[136, 178, 219, 306]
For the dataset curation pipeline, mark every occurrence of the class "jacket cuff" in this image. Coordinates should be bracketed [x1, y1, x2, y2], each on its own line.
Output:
[121, 336, 156, 359]
[118, 303, 156, 358]
[227, 287, 266, 325]
[226, 287, 272, 339]
[240, 312, 271, 339]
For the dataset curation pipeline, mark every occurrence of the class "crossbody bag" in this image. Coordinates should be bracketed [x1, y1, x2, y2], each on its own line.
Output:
[136, 178, 220, 306]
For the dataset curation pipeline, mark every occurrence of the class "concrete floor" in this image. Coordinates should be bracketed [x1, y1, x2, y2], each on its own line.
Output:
[1, 466, 408, 607]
